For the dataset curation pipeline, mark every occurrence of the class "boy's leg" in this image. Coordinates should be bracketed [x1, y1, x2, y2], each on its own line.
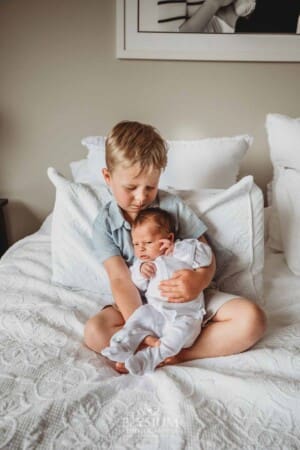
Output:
[84, 306, 125, 353]
[165, 297, 267, 364]
[84, 296, 267, 370]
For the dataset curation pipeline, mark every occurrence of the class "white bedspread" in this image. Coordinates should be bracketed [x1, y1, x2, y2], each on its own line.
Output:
[0, 227, 300, 449]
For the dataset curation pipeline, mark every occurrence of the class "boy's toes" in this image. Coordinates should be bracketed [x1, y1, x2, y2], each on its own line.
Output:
[162, 354, 181, 366]
[115, 362, 129, 374]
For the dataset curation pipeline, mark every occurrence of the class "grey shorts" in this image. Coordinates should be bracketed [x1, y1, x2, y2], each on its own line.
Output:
[102, 286, 237, 327]
[203, 286, 237, 325]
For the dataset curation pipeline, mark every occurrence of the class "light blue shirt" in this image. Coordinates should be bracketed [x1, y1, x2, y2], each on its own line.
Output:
[92, 187, 207, 265]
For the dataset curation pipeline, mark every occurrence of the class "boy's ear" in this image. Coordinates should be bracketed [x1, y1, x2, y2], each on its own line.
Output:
[102, 168, 111, 185]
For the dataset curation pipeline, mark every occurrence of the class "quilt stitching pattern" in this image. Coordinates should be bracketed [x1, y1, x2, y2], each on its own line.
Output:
[0, 234, 300, 449]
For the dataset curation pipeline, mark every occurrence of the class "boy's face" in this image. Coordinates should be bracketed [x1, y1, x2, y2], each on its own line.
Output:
[131, 222, 172, 261]
[102, 164, 160, 221]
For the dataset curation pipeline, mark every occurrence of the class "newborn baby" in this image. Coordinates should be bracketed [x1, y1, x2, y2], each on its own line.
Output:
[101, 207, 212, 375]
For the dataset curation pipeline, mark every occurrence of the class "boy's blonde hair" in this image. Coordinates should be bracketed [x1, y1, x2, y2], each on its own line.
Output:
[105, 121, 168, 173]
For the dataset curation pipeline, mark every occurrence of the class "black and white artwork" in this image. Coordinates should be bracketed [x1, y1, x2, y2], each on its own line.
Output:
[139, 0, 300, 34]
[116, 0, 300, 61]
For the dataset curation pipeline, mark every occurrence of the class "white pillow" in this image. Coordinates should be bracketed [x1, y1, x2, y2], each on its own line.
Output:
[274, 167, 300, 275]
[71, 134, 252, 189]
[169, 176, 264, 302]
[160, 135, 252, 189]
[69, 159, 100, 185]
[70, 136, 106, 185]
[48, 169, 264, 303]
[47, 167, 111, 295]
[266, 113, 300, 170]
[266, 113, 300, 259]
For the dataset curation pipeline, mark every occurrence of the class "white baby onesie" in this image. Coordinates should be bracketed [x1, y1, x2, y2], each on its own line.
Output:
[101, 239, 212, 375]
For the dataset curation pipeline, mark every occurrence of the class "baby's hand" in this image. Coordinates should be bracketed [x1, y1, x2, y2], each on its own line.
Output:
[159, 239, 174, 256]
[140, 262, 156, 279]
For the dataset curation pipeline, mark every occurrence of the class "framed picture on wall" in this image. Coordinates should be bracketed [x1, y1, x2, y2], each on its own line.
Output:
[116, 0, 300, 61]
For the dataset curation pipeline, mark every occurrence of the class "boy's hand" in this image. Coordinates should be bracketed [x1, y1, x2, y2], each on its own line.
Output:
[140, 262, 156, 279]
[159, 269, 205, 303]
[159, 238, 174, 255]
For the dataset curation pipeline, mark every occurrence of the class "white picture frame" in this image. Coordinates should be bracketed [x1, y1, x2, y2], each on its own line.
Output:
[116, 0, 300, 62]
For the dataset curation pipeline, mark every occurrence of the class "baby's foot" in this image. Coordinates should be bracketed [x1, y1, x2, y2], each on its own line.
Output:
[101, 345, 132, 362]
[125, 354, 149, 376]
[125, 346, 161, 376]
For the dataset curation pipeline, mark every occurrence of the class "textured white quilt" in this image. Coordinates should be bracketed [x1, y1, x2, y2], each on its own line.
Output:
[0, 226, 300, 449]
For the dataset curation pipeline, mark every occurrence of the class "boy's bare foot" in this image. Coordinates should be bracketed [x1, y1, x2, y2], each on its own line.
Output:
[115, 362, 129, 373]
[161, 352, 182, 366]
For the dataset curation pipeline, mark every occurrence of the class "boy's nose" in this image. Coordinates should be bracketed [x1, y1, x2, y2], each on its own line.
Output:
[135, 192, 147, 205]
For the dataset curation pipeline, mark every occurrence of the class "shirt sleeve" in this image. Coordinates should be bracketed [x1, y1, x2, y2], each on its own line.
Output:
[193, 240, 212, 268]
[92, 210, 121, 264]
[160, 192, 207, 239]
[172, 239, 212, 268]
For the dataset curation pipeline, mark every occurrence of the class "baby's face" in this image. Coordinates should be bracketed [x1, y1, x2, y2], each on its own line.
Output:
[131, 222, 168, 261]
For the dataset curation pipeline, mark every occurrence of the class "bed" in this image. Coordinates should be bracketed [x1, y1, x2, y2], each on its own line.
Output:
[1, 113, 300, 449]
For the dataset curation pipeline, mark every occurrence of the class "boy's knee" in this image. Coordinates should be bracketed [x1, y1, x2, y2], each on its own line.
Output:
[84, 316, 105, 352]
[240, 301, 267, 344]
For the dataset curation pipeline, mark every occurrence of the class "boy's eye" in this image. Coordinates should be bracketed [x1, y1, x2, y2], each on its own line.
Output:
[125, 186, 155, 191]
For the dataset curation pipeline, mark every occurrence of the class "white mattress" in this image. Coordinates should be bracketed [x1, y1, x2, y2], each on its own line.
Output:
[0, 225, 300, 449]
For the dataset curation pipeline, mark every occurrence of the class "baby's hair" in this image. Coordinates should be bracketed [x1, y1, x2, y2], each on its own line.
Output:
[132, 207, 176, 235]
[105, 120, 168, 173]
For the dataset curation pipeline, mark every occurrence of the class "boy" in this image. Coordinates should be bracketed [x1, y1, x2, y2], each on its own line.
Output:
[84, 120, 266, 374]
[101, 207, 212, 375]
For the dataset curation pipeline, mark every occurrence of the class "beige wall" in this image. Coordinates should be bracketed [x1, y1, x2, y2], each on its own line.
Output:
[1, 0, 300, 244]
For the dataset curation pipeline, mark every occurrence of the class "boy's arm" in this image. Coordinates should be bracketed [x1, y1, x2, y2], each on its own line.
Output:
[103, 256, 143, 321]
[159, 235, 216, 303]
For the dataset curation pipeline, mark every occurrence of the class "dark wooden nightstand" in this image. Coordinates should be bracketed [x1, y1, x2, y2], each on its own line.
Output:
[0, 199, 9, 257]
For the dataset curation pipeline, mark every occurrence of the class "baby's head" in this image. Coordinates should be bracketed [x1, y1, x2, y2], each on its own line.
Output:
[105, 120, 168, 175]
[131, 207, 175, 261]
